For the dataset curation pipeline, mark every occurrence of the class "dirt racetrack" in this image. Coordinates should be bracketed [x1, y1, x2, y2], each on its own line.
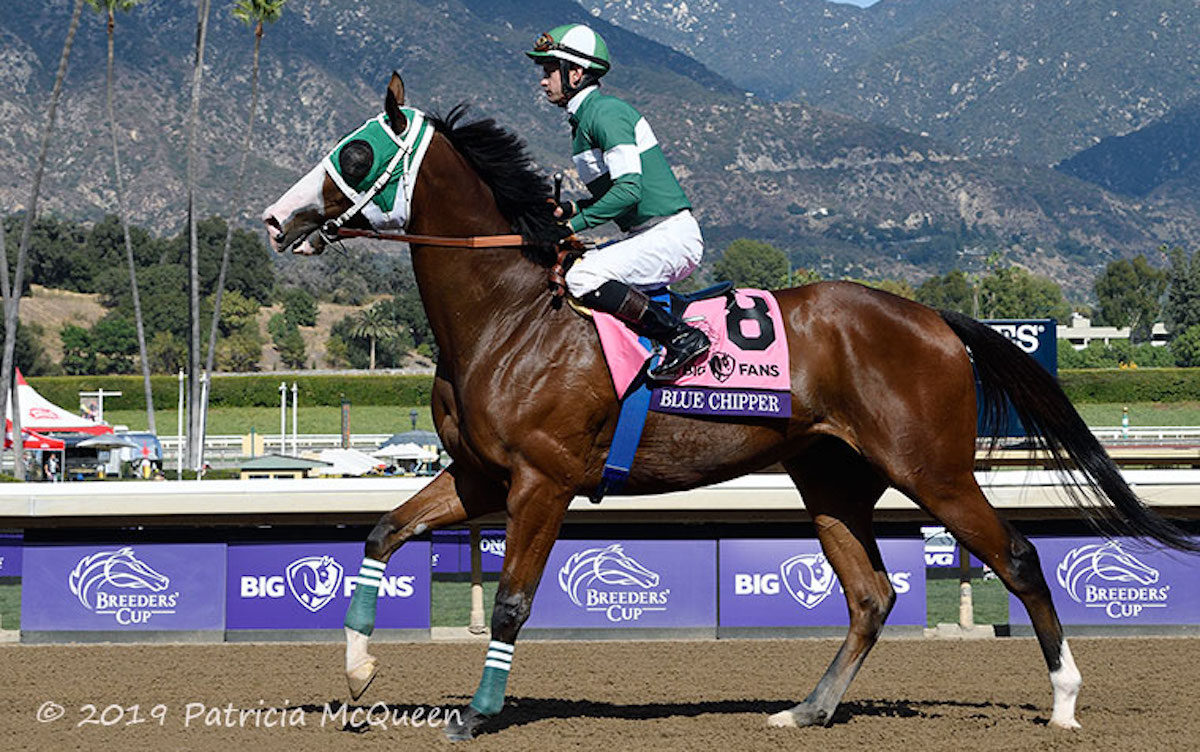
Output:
[2, 636, 1197, 751]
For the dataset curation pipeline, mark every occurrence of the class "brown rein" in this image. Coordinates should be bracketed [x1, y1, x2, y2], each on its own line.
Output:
[335, 227, 526, 248]
[335, 227, 582, 302]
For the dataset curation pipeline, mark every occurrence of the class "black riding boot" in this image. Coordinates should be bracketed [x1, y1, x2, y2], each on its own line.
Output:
[580, 281, 711, 381]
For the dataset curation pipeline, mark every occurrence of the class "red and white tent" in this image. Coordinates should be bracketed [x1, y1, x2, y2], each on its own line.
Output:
[4, 369, 114, 441]
[7, 428, 66, 451]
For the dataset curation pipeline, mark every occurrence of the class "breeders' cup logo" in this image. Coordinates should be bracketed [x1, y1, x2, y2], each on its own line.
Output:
[285, 556, 343, 613]
[68, 547, 179, 625]
[780, 553, 836, 609]
[1055, 541, 1169, 619]
[557, 544, 669, 623]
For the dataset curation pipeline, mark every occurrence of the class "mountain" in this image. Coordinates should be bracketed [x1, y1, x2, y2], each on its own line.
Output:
[805, 0, 1200, 165]
[577, 0, 961, 100]
[1056, 99, 1200, 201]
[2, 0, 1199, 295]
[582, 0, 1200, 167]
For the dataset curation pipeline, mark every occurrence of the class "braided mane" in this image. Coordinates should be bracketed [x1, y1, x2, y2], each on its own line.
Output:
[427, 105, 560, 267]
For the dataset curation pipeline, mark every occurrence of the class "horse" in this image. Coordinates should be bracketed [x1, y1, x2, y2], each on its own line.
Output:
[262, 72, 1198, 739]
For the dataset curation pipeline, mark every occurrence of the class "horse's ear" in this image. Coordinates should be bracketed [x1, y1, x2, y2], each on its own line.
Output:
[385, 71, 407, 135]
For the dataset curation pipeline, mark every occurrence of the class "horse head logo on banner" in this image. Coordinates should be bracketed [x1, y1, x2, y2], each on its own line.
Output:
[1055, 541, 1160, 604]
[558, 544, 660, 607]
[68, 547, 170, 611]
[779, 553, 836, 610]
[286, 555, 345, 613]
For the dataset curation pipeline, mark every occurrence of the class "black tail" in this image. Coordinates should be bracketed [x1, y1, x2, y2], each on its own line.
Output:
[940, 310, 1199, 552]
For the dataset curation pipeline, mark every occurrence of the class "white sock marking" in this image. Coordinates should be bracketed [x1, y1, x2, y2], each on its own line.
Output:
[1049, 639, 1082, 729]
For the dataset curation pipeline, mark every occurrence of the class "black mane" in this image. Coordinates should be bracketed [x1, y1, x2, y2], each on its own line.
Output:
[427, 105, 559, 267]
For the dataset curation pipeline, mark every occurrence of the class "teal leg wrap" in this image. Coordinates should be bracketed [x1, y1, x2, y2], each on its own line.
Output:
[469, 666, 510, 716]
[343, 582, 379, 636]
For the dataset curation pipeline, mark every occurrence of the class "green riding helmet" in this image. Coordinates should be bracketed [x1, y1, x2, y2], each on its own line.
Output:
[526, 24, 611, 75]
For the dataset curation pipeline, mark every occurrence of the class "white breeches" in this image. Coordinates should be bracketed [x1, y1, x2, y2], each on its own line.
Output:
[565, 210, 704, 297]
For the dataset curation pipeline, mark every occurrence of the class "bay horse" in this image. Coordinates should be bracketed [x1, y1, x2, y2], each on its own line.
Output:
[262, 72, 1197, 740]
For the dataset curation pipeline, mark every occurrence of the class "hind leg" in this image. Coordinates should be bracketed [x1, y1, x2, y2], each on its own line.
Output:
[344, 463, 505, 699]
[769, 439, 892, 728]
[907, 472, 1082, 729]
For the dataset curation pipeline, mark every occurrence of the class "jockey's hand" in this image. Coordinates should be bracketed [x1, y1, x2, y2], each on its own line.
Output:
[550, 199, 577, 220]
[549, 222, 576, 245]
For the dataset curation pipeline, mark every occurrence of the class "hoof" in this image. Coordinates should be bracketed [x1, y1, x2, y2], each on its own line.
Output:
[444, 706, 491, 742]
[767, 703, 829, 728]
[1049, 717, 1082, 730]
[767, 709, 797, 728]
[346, 657, 378, 701]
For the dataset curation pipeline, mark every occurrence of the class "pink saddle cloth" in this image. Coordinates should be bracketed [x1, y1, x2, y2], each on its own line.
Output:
[592, 289, 791, 418]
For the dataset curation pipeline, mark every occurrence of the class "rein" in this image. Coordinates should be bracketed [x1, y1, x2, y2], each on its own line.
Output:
[336, 228, 584, 303]
[334, 227, 526, 248]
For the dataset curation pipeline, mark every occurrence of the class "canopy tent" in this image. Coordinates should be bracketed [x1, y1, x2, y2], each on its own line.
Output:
[372, 442, 439, 462]
[4, 426, 66, 451]
[315, 448, 387, 477]
[4, 369, 113, 436]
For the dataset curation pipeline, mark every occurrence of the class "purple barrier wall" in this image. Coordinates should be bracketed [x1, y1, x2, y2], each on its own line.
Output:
[430, 530, 505, 574]
[525, 540, 717, 629]
[226, 541, 430, 630]
[431, 530, 464, 573]
[22, 543, 226, 631]
[0, 534, 21, 578]
[1009, 537, 1200, 626]
[719, 539, 926, 627]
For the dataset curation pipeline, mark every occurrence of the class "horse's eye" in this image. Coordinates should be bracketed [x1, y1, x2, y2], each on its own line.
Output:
[339, 140, 374, 187]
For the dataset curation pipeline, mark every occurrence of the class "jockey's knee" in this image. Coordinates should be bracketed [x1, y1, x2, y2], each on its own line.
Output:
[565, 264, 607, 299]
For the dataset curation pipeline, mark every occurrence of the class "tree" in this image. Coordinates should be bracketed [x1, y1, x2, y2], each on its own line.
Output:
[60, 324, 96, 375]
[976, 266, 1071, 321]
[1094, 255, 1166, 342]
[86, 0, 156, 432]
[1170, 324, 1200, 367]
[0, 321, 53, 377]
[348, 304, 403, 370]
[713, 239, 790, 289]
[916, 269, 974, 315]
[147, 331, 186, 374]
[1, 0, 84, 479]
[216, 289, 260, 336]
[218, 332, 263, 372]
[186, 0, 213, 468]
[205, 0, 287, 382]
[272, 322, 307, 369]
[91, 314, 138, 374]
[281, 287, 318, 328]
[1163, 246, 1200, 338]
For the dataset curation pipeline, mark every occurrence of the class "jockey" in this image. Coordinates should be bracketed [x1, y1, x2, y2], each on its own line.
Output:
[528, 24, 710, 381]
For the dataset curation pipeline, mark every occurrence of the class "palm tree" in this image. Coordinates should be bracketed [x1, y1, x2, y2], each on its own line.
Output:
[1, 0, 84, 479]
[350, 305, 402, 371]
[86, 0, 156, 436]
[204, 0, 287, 381]
[185, 0, 212, 470]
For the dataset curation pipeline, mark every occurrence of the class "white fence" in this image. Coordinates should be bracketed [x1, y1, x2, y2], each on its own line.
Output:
[156, 427, 1200, 467]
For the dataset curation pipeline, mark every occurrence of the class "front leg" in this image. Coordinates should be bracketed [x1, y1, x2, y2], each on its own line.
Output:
[445, 469, 572, 741]
[343, 464, 504, 699]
